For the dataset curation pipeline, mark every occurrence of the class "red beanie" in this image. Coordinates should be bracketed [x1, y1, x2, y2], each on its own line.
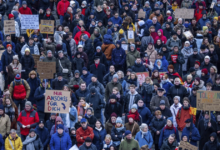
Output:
[6, 44, 12, 48]
[73, 85, 79, 90]
[8, 14, 14, 19]
[202, 68, 208, 75]
[111, 112, 117, 118]
[195, 61, 200, 66]
[127, 114, 136, 120]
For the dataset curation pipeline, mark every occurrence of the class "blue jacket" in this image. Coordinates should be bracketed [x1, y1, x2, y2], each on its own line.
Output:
[1, 50, 16, 72]
[138, 104, 152, 124]
[0, 32, 3, 42]
[103, 29, 113, 44]
[153, 65, 167, 72]
[214, 5, 220, 16]
[145, 19, 153, 29]
[154, 56, 169, 69]
[93, 127, 107, 150]
[111, 41, 126, 65]
[135, 130, 153, 148]
[35, 126, 50, 147]
[198, 18, 210, 29]
[143, 7, 152, 20]
[75, 88, 90, 100]
[60, 106, 78, 128]
[0, 134, 4, 150]
[159, 126, 179, 148]
[3, 41, 16, 52]
[50, 132, 72, 150]
[153, 22, 161, 32]
[34, 86, 52, 112]
[27, 77, 41, 103]
[161, 80, 173, 96]
[71, 93, 78, 106]
[110, 16, 123, 26]
[181, 124, 201, 146]
[80, 72, 93, 86]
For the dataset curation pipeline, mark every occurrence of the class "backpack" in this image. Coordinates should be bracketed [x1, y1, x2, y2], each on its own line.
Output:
[13, 79, 25, 88]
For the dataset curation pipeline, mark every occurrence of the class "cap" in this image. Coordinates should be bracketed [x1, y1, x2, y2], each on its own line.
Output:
[13, 55, 19, 60]
[57, 72, 63, 77]
[131, 104, 137, 110]
[8, 14, 14, 19]
[80, 118, 87, 123]
[111, 112, 117, 118]
[85, 137, 92, 142]
[157, 88, 165, 92]
[90, 87, 96, 93]
[57, 124, 64, 130]
[185, 41, 190, 45]
[39, 120, 44, 124]
[160, 100, 165, 105]
[185, 118, 192, 123]
[116, 117, 122, 124]
[22, 1, 27, 5]
[205, 55, 210, 60]
[25, 101, 32, 107]
[109, 94, 116, 100]
[29, 128, 35, 133]
[193, 48, 198, 52]
[96, 46, 101, 50]
[189, 67, 195, 73]
[6, 44, 12, 48]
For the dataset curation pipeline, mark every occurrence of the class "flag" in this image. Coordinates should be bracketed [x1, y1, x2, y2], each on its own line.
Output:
[189, 107, 197, 116]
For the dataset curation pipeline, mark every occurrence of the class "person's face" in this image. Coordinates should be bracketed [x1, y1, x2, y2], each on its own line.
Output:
[114, 13, 119, 18]
[210, 68, 215, 73]
[51, 115, 56, 120]
[47, 52, 52, 57]
[116, 123, 121, 127]
[21, 37, 25, 42]
[25, 105, 31, 111]
[46, 10, 51, 14]
[13, 59, 18, 63]
[87, 110, 92, 115]
[23, 4, 27, 8]
[130, 87, 135, 93]
[96, 48, 101, 53]
[131, 74, 135, 79]
[94, 59, 100, 64]
[174, 98, 179, 104]
[57, 129, 63, 134]
[110, 98, 116, 103]
[154, 85, 159, 91]
[160, 105, 165, 110]
[7, 47, 12, 53]
[39, 123, 44, 128]
[210, 136, 215, 142]
[167, 120, 172, 126]
[78, 116, 82, 122]
[42, 82, 48, 87]
[157, 91, 164, 96]
[111, 117, 116, 123]
[110, 66, 115, 73]
[157, 40, 161, 45]
[157, 61, 161, 66]
[192, 90, 196, 95]
[91, 77, 97, 82]
[157, 31, 161, 36]
[150, 28, 155, 32]
[183, 136, 188, 142]
[80, 84, 86, 90]
[183, 101, 189, 107]
[187, 78, 192, 83]
[75, 73, 79, 78]
[174, 80, 180, 85]
[29, 39, 34, 45]
[126, 134, 132, 140]
[128, 118, 134, 123]
[166, 24, 170, 28]
[174, 47, 179, 53]
[205, 114, 209, 119]
[130, 46, 135, 51]
[85, 142, 92, 147]
[195, 64, 199, 69]
[81, 27, 85, 32]
[136, 59, 141, 64]
[206, 86, 212, 91]
[152, 18, 157, 24]
[168, 137, 174, 144]
[6, 99, 11, 105]
[216, 79, 220, 84]
[112, 89, 117, 95]
[173, 35, 177, 39]
[154, 71, 159, 77]
[11, 132, 16, 139]
[81, 122, 87, 128]
[78, 47, 83, 52]
[138, 100, 144, 107]
[194, 80, 199, 85]
[58, 76, 63, 81]
[63, 86, 68, 91]
[148, 44, 153, 49]
[185, 122, 191, 127]
[205, 58, 210, 63]
[105, 139, 111, 144]
[30, 132, 35, 137]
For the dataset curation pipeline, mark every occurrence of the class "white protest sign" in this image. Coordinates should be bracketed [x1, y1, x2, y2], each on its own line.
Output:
[20, 15, 39, 29]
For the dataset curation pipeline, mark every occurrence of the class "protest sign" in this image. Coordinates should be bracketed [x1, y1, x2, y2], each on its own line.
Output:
[20, 15, 39, 29]
[197, 91, 220, 111]
[174, 9, 194, 19]
[121, 44, 128, 51]
[40, 20, 54, 34]
[138, 9, 146, 19]
[179, 141, 198, 150]
[183, 31, 193, 39]
[210, 2, 215, 8]
[4, 20, 15, 35]
[37, 62, 56, 79]
[45, 90, 71, 113]
[127, 31, 134, 43]
[32, 54, 40, 68]
[0, 50, 4, 60]
[136, 72, 149, 85]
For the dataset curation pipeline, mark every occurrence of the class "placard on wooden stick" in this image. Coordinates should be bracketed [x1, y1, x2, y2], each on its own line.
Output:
[128, 31, 134, 43]
[32, 54, 40, 68]
[40, 20, 54, 34]
[174, 9, 194, 19]
[45, 90, 71, 113]
[4, 20, 15, 35]
[0, 50, 4, 60]
[37, 62, 56, 79]
[138, 9, 146, 19]
[196, 91, 220, 111]
[136, 72, 149, 85]
[183, 31, 193, 39]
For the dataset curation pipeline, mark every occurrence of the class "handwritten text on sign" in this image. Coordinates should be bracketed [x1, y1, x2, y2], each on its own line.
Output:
[136, 72, 149, 85]
[197, 91, 220, 111]
[20, 15, 39, 29]
[4, 20, 15, 35]
[45, 90, 70, 113]
[40, 20, 54, 34]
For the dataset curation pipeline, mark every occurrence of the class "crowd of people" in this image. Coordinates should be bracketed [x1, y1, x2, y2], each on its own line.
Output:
[0, 0, 219, 149]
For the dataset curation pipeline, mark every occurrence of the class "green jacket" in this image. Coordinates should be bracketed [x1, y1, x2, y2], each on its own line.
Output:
[119, 138, 140, 150]
[126, 50, 140, 67]
[105, 81, 123, 101]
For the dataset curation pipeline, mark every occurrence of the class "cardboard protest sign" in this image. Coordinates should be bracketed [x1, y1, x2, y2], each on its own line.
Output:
[183, 31, 193, 39]
[0, 50, 4, 60]
[37, 62, 56, 79]
[20, 15, 39, 29]
[4, 20, 15, 35]
[197, 91, 220, 111]
[128, 31, 134, 43]
[174, 9, 194, 19]
[121, 44, 128, 51]
[138, 9, 146, 19]
[136, 72, 149, 85]
[179, 141, 198, 150]
[40, 20, 54, 34]
[32, 54, 40, 68]
[45, 90, 71, 113]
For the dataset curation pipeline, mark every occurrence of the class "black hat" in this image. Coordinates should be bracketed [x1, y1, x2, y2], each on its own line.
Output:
[202, 10, 207, 15]
[94, 56, 100, 60]
[98, 20, 103, 23]
[39, 120, 44, 124]
[57, 72, 63, 77]
[199, 2, 203, 6]
[70, 127, 76, 132]
[160, 100, 165, 105]
[127, 68, 133, 72]
[29, 128, 36, 133]
[154, 8, 160, 11]
[172, 31, 177, 36]
[185, 118, 192, 123]
[204, 111, 209, 115]
[200, 45, 206, 49]
[109, 94, 117, 100]
[189, 67, 195, 73]
[193, 48, 198, 52]
[85, 137, 92, 142]
[90, 87, 96, 93]
[158, 88, 165, 92]
[92, 74, 97, 78]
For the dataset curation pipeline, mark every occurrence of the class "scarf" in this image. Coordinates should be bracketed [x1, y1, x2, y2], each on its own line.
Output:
[204, 118, 209, 129]
[23, 135, 37, 150]
[164, 124, 176, 133]
[77, 102, 86, 116]
[128, 110, 140, 121]
[85, 113, 92, 118]
[115, 124, 124, 132]
[46, 14, 50, 17]
[95, 63, 99, 68]
[95, 127, 102, 131]
[5, 104, 15, 121]
[67, 12, 73, 21]
[140, 129, 148, 138]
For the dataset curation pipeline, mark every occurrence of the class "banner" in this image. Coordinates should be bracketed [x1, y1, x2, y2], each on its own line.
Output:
[37, 62, 56, 79]
[40, 20, 54, 34]
[4, 20, 15, 35]
[179, 141, 198, 150]
[174, 9, 194, 19]
[197, 91, 220, 111]
[20, 15, 39, 29]
[32, 54, 40, 68]
[136, 72, 149, 85]
[45, 90, 71, 113]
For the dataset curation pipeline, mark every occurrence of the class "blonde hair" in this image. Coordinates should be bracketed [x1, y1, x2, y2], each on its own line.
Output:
[187, 74, 192, 80]
[117, 70, 124, 78]
[105, 134, 111, 140]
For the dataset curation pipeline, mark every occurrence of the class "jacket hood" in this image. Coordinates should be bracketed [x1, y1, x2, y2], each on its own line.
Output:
[64, 14, 70, 21]
[107, 29, 112, 35]
[158, 29, 164, 37]
[210, 132, 217, 140]
[116, 40, 121, 48]
[144, 29, 150, 36]
[146, 19, 153, 26]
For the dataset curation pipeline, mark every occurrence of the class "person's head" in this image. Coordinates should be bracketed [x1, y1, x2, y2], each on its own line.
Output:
[109, 65, 115, 73]
[129, 84, 136, 93]
[168, 134, 175, 144]
[80, 118, 87, 128]
[182, 135, 188, 142]
[117, 71, 124, 80]
[105, 134, 112, 144]
[167, 117, 173, 126]
[204, 55, 210, 63]
[74, 70, 80, 78]
[111, 113, 117, 123]
[157, 88, 165, 97]
[183, 97, 189, 107]
[159, 100, 166, 110]
[25, 48, 30, 55]
[136, 57, 142, 64]
[206, 82, 212, 91]
[25, 101, 32, 111]
[57, 72, 63, 81]
[12, 55, 19, 64]
[94, 57, 100, 64]
[187, 74, 192, 83]
[124, 130, 132, 139]
[216, 76, 220, 84]
[22, 1, 27, 8]
[202, 68, 208, 76]
[114, 12, 119, 18]
[210, 133, 216, 142]
[70, 127, 76, 135]
[137, 99, 144, 107]
[91, 76, 97, 82]
[10, 129, 17, 139]
[204, 111, 209, 119]
[130, 72, 136, 80]
[57, 124, 64, 134]
[174, 78, 180, 85]
[95, 120, 102, 129]
[210, 66, 217, 74]
[28, 38, 34, 45]
[78, 115, 83, 122]
[185, 118, 191, 127]
[127, 115, 134, 123]
[112, 87, 119, 95]
[168, 65, 174, 73]
[152, 17, 157, 24]
[155, 110, 162, 119]
[109, 94, 117, 103]
[130, 44, 135, 51]
[112, 74, 118, 83]
[6, 44, 12, 53]
[116, 117, 122, 127]
[84, 137, 92, 147]
[50, 113, 56, 120]
[79, 82, 86, 91]
[173, 46, 179, 53]
[140, 123, 148, 132]
[42, 79, 49, 88]
[47, 50, 53, 57]
[173, 96, 180, 104]
[29, 129, 36, 137]
[194, 77, 200, 85]
[39, 120, 44, 128]
[130, 104, 137, 113]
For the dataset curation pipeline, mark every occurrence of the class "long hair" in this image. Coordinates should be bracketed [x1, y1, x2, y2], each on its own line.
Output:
[3, 95, 17, 108]
[7, 65, 14, 80]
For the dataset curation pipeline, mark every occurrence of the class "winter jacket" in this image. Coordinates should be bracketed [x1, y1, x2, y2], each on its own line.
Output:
[5, 134, 22, 150]
[9, 79, 30, 100]
[45, 118, 55, 136]
[79, 143, 97, 150]
[182, 124, 200, 146]
[23, 134, 43, 150]
[126, 50, 140, 67]
[156, 107, 172, 119]
[103, 72, 115, 87]
[140, 82, 154, 105]
[75, 88, 90, 100]
[170, 103, 182, 127]
[119, 137, 140, 150]
[101, 43, 116, 60]
[176, 106, 196, 131]
[6, 0, 16, 16]
[92, 51, 107, 66]
[68, 77, 84, 89]
[111, 41, 126, 66]
[131, 63, 146, 72]
[150, 95, 170, 112]
[93, 127, 107, 150]
[168, 51, 185, 76]
[166, 37, 182, 51]
[50, 132, 72, 150]
[20, 54, 35, 80]
[105, 81, 123, 101]
[160, 138, 178, 150]
[35, 126, 50, 148]
[76, 126, 94, 147]
[1, 50, 16, 72]
[193, 80, 206, 91]
[57, 0, 70, 16]
[181, 47, 193, 71]
[125, 122, 140, 137]
[52, 78, 68, 90]
[89, 63, 106, 84]
[124, 91, 142, 113]
[57, 56, 71, 79]
[135, 130, 153, 148]
[27, 77, 40, 103]
[110, 17, 123, 26]
[60, 106, 78, 128]
[74, 31, 91, 45]
[138, 104, 152, 124]
[111, 125, 126, 143]
[187, 54, 203, 70]
[167, 84, 189, 104]
[104, 102, 122, 121]
[198, 18, 210, 29]
[159, 125, 179, 148]
[160, 80, 173, 96]
[17, 109, 40, 136]
[141, 30, 154, 50]
[21, 44, 39, 56]
[0, 114, 10, 138]
[145, 46, 157, 64]
[80, 72, 93, 86]
[203, 132, 220, 150]
[50, 124, 69, 136]
[155, 29, 167, 44]
[19, 7, 32, 14]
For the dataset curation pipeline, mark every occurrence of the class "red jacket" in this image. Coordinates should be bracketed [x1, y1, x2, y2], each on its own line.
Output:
[17, 109, 39, 136]
[57, 0, 70, 16]
[195, 9, 205, 22]
[74, 31, 91, 45]
[76, 126, 94, 147]
[19, 7, 32, 14]
[13, 84, 26, 100]
[155, 29, 167, 44]
[176, 106, 196, 131]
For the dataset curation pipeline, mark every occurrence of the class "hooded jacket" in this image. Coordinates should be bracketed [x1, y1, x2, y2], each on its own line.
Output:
[181, 46, 193, 71]
[50, 132, 72, 150]
[126, 49, 140, 67]
[155, 29, 167, 44]
[57, 0, 70, 16]
[182, 124, 201, 146]
[111, 41, 126, 65]
[203, 132, 220, 150]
